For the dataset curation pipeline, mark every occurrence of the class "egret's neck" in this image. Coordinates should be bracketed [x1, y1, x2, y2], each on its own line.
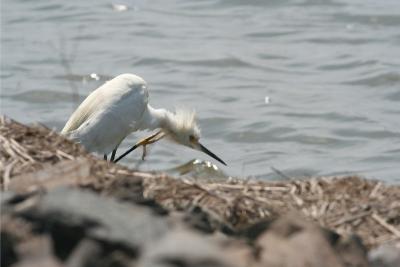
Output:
[141, 104, 171, 131]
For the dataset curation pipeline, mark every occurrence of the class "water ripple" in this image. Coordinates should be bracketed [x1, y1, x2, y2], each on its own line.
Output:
[343, 72, 400, 87]
[2, 0, 400, 182]
[7, 90, 81, 104]
[134, 56, 259, 69]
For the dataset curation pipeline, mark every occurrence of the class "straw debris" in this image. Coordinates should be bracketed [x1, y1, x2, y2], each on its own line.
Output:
[1, 116, 399, 250]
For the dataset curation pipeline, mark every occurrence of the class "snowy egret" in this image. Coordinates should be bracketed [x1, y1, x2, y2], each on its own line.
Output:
[61, 73, 226, 165]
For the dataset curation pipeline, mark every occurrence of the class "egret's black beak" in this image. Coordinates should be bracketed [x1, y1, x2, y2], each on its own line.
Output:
[198, 143, 227, 166]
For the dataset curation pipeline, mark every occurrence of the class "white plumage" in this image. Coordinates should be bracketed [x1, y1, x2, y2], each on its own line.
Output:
[61, 73, 226, 165]
[62, 74, 149, 154]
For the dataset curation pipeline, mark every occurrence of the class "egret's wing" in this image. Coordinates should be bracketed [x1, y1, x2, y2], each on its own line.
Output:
[62, 74, 149, 135]
[61, 89, 102, 135]
[61, 74, 150, 154]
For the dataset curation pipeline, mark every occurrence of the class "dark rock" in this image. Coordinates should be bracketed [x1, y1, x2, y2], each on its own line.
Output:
[49, 223, 88, 260]
[335, 235, 369, 267]
[12, 257, 63, 267]
[1, 191, 17, 206]
[237, 219, 272, 240]
[1, 231, 18, 267]
[16, 187, 170, 261]
[2, 189, 374, 267]
[66, 237, 138, 267]
[1, 190, 39, 209]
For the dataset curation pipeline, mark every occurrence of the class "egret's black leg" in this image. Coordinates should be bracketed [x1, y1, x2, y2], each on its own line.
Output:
[104, 154, 107, 160]
[113, 144, 139, 163]
[141, 145, 147, 160]
[113, 131, 165, 163]
[110, 149, 117, 162]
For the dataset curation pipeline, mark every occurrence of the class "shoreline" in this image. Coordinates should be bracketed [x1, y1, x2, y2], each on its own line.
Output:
[1, 116, 399, 267]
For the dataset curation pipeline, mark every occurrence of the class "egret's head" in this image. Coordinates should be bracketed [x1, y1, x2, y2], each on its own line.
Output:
[164, 108, 200, 147]
[163, 109, 226, 165]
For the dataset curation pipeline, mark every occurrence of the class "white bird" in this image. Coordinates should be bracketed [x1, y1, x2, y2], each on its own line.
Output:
[61, 73, 226, 165]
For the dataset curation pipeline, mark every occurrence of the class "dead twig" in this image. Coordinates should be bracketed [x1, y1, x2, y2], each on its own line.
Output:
[331, 211, 372, 227]
[372, 213, 400, 238]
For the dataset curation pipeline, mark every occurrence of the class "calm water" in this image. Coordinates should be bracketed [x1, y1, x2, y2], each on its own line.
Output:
[1, 0, 400, 182]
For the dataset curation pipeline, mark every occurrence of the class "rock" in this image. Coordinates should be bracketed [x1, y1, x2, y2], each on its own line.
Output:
[12, 257, 63, 267]
[14, 187, 170, 261]
[3, 188, 253, 267]
[1, 191, 17, 206]
[138, 227, 247, 267]
[255, 214, 370, 267]
[236, 219, 271, 240]
[1, 231, 18, 267]
[368, 242, 400, 267]
[12, 236, 63, 267]
[334, 235, 369, 267]
[65, 239, 104, 267]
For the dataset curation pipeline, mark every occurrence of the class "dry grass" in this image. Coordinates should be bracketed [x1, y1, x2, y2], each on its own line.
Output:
[143, 175, 400, 248]
[1, 116, 399, 249]
[0, 116, 86, 186]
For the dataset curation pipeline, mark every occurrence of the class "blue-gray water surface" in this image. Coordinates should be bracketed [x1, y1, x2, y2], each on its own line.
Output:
[1, 0, 400, 182]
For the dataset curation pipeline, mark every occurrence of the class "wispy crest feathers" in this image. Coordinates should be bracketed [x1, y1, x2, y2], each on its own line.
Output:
[165, 108, 200, 136]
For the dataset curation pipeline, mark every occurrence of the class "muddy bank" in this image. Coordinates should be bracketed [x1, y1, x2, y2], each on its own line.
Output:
[1, 116, 399, 267]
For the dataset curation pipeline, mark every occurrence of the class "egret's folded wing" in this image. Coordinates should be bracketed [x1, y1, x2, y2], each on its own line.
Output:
[61, 73, 150, 153]
[61, 90, 102, 135]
